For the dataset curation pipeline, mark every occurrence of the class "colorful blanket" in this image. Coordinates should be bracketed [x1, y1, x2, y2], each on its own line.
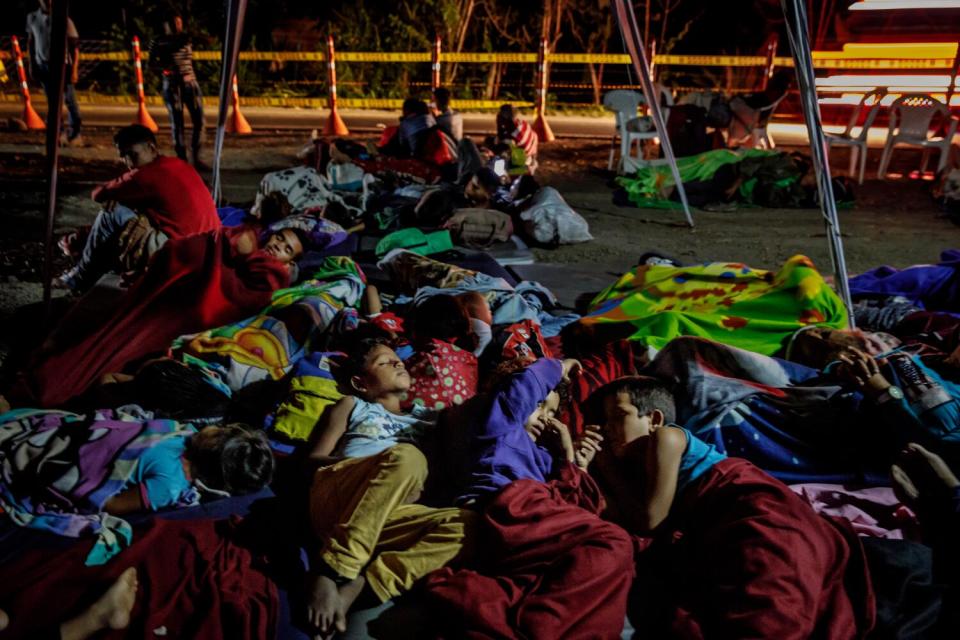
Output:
[582, 255, 847, 356]
[174, 257, 365, 391]
[0, 407, 198, 565]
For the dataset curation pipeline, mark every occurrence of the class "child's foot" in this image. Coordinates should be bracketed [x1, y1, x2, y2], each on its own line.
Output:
[306, 573, 343, 638]
[0, 608, 9, 631]
[60, 567, 138, 640]
[337, 574, 366, 620]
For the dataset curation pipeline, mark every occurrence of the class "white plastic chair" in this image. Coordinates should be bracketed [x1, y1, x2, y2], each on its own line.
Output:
[603, 86, 674, 174]
[751, 93, 787, 149]
[825, 88, 886, 184]
[877, 93, 959, 179]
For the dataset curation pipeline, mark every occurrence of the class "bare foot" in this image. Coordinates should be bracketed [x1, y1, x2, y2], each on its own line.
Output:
[306, 573, 342, 638]
[336, 574, 367, 628]
[0, 608, 9, 631]
[60, 567, 138, 640]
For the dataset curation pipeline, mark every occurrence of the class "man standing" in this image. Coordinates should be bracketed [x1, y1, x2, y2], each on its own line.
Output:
[149, 12, 205, 167]
[25, 0, 83, 144]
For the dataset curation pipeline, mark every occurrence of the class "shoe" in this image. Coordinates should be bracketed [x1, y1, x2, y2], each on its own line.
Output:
[66, 134, 85, 147]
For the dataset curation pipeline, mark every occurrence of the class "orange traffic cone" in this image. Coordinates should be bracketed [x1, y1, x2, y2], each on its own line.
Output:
[323, 36, 350, 136]
[226, 74, 252, 134]
[532, 39, 555, 143]
[131, 37, 159, 132]
[10, 36, 45, 130]
[532, 115, 555, 144]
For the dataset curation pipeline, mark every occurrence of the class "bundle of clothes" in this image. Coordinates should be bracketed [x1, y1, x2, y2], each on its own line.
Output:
[3, 122, 960, 640]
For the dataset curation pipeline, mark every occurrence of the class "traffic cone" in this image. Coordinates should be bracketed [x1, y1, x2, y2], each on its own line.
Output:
[532, 115, 555, 143]
[323, 35, 350, 136]
[131, 37, 159, 132]
[10, 36, 45, 130]
[226, 74, 252, 134]
[532, 39, 555, 143]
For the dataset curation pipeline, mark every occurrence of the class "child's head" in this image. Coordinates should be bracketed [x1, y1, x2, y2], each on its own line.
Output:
[488, 358, 565, 441]
[187, 424, 274, 495]
[339, 337, 410, 398]
[402, 98, 430, 118]
[597, 377, 676, 458]
[464, 168, 501, 205]
[257, 191, 293, 226]
[408, 295, 472, 347]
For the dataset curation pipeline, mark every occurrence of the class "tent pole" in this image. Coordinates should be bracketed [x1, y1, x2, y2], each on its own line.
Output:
[211, 0, 248, 204]
[612, 0, 694, 228]
[42, 0, 71, 320]
[781, 0, 855, 328]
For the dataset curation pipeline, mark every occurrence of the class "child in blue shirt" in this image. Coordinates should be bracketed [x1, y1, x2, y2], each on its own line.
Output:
[592, 376, 873, 639]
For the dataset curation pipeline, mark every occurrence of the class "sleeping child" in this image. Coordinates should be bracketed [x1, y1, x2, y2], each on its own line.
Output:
[424, 357, 634, 640]
[590, 376, 874, 639]
[301, 337, 477, 638]
[0, 407, 273, 565]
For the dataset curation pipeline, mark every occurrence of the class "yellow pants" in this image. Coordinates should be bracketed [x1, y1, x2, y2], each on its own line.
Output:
[309, 443, 477, 602]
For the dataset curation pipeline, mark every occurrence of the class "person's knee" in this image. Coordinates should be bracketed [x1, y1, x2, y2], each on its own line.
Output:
[382, 443, 428, 477]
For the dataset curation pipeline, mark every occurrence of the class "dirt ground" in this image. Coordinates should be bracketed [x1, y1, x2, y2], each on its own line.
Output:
[0, 127, 956, 366]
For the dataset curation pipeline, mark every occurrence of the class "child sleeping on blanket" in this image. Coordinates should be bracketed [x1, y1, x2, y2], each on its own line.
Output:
[301, 337, 476, 638]
[423, 358, 635, 640]
[0, 406, 273, 564]
[590, 377, 874, 639]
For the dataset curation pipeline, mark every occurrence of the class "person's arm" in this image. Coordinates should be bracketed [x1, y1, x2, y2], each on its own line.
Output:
[67, 18, 80, 84]
[303, 396, 355, 474]
[103, 487, 145, 515]
[91, 169, 148, 206]
[483, 358, 564, 438]
[635, 426, 686, 532]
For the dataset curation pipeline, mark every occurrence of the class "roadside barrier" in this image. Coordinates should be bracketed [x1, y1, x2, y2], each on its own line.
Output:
[131, 36, 158, 132]
[10, 35, 44, 129]
[323, 35, 349, 136]
[226, 73, 252, 134]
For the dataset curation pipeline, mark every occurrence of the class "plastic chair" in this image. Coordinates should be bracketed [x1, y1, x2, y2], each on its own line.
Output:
[877, 93, 959, 179]
[603, 86, 674, 174]
[825, 88, 886, 184]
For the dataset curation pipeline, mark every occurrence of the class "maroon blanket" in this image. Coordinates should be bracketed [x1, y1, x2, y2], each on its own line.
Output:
[645, 458, 876, 639]
[15, 226, 289, 407]
[424, 464, 635, 640]
[0, 518, 278, 639]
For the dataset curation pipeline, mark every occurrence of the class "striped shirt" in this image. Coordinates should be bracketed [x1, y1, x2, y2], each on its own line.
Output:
[149, 33, 196, 82]
[511, 119, 538, 159]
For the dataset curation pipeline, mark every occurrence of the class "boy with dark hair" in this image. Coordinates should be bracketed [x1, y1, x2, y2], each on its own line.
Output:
[57, 124, 219, 292]
[149, 11, 205, 166]
[591, 376, 874, 638]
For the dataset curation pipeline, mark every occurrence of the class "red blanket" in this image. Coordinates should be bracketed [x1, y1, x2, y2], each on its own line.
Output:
[643, 458, 876, 639]
[16, 227, 289, 407]
[560, 339, 643, 434]
[0, 518, 278, 639]
[424, 464, 635, 640]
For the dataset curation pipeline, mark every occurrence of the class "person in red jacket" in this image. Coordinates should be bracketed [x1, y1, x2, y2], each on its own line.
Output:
[58, 124, 220, 292]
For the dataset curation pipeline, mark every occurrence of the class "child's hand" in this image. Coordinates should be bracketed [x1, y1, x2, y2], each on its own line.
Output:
[836, 347, 890, 396]
[545, 417, 576, 464]
[561, 358, 582, 381]
[574, 424, 603, 470]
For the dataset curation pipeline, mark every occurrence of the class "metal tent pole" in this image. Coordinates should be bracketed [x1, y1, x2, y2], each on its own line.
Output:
[781, 0, 855, 327]
[211, 0, 248, 204]
[611, 0, 694, 227]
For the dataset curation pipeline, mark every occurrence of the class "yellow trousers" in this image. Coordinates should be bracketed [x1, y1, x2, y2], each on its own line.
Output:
[309, 443, 477, 602]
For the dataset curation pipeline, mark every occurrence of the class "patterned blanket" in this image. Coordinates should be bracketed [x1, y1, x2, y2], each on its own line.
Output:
[173, 257, 365, 391]
[583, 255, 847, 356]
[0, 407, 198, 565]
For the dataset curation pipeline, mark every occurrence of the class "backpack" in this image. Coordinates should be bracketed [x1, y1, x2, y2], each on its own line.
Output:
[443, 208, 514, 248]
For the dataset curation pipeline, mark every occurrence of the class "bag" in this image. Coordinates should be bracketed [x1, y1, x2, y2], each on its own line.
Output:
[443, 208, 514, 248]
[666, 105, 711, 157]
[519, 187, 593, 246]
[375, 228, 454, 258]
[421, 128, 459, 166]
[483, 320, 552, 370]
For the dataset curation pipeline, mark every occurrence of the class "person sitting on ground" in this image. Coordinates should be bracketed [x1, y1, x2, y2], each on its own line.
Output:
[432, 87, 463, 142]
[377, 98, 437, 159]
[299, 337, 477, 638]
[0, 567, 138, 640]
[495, 104, 538, 172]
[424, 358, 633, 639]
[590, 376, 874, 638]
[57, 124, 219, 292]
[0, 404, 273, 562]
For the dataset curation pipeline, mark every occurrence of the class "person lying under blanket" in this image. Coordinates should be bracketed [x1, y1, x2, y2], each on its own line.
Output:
[0, 405, 272, 564]
[57, 124, 219, 293]
[5, 222, 307, 408]
[589, 376, 874, 639]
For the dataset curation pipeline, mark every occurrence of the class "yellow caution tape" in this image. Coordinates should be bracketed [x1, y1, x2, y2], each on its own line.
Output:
[0, 50, 955, 71]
